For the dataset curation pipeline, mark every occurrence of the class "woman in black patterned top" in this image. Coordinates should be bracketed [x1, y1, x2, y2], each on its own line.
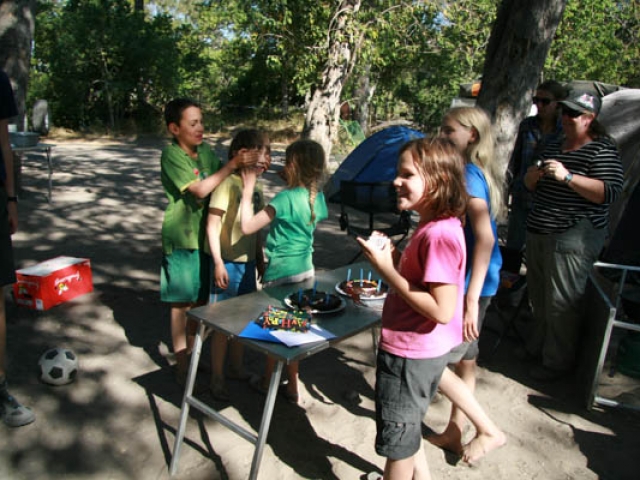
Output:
[522, 89, 623, 381]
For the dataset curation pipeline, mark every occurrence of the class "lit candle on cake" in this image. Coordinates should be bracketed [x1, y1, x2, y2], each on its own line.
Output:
[368, 271, 372, 282]
[347, 268, 351, 282]
[360, 268, 363, 286]
[377, 279, 382, 293]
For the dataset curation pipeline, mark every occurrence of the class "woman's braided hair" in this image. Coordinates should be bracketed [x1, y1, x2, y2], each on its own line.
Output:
[282, 139, 326, 224]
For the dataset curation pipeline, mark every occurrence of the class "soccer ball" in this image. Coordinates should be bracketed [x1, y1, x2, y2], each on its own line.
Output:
[38, 348, 79, 386]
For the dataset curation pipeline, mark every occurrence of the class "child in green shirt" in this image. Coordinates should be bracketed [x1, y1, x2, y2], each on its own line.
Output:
[160, 98, 256, 385]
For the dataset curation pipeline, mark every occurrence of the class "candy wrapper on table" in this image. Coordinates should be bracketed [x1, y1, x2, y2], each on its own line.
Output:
[256, 305, 312, 333]
[240, 306, 336, 347]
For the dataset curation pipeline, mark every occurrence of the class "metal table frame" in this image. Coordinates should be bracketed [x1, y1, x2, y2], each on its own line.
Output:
[169, 262, 381, 479]
[11, 143, 55, 202]
[586, 261, 640, 412]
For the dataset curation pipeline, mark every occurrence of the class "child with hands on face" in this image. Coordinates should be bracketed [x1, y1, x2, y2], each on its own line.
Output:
[206, 129, 271, 400]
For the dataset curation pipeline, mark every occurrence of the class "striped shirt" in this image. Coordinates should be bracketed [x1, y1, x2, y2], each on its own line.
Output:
[527, 137, 623, 234]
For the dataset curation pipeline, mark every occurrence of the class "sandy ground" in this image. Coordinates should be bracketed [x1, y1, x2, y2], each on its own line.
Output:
[1, 136, 640, 480]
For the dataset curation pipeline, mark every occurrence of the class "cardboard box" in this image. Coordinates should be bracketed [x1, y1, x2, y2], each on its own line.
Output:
[13, 256, 93, 310]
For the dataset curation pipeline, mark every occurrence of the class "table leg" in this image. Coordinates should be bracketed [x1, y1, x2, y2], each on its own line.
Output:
[169, 322, 206, 475]
[370, 326, 378, 359]
[46, 148, 53, 203]
[248, 360, 284, 480]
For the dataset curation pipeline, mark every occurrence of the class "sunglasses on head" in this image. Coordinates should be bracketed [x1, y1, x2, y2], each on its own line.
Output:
[532, 96, 553, 106]
[561, 107, 583, 118]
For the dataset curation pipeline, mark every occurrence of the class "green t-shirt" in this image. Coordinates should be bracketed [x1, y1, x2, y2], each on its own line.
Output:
[208, 174, 264, 262]
[161, 141, 221, 254]
[264, 187, 328, 282]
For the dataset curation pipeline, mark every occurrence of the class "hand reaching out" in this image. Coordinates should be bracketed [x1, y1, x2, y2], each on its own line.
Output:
[234, 148, 260, 170]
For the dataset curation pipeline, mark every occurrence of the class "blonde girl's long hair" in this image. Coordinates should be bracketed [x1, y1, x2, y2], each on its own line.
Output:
[443, 107, 506, 221]
[282, 139, 327, 224]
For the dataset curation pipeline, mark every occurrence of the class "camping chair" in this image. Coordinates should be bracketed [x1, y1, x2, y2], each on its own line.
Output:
[338, 180, 412, 264]
[485, 246, 529, 358]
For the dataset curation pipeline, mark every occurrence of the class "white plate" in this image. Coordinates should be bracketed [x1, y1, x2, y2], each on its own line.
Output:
[334, 281, 388, 300]
[284, 294, 347, 315]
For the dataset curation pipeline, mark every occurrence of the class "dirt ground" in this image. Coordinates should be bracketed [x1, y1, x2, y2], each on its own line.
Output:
[1, 136, 639, 480]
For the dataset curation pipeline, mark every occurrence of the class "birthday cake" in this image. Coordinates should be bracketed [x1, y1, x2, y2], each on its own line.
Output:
[256, 305, 312, 332]
[338, 279, 387, 299]
[286, 289, 342, 312]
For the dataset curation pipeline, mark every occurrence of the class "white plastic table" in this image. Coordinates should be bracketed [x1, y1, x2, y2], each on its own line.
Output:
[11, 143, 55, 202]
[169, 262, 382, 479]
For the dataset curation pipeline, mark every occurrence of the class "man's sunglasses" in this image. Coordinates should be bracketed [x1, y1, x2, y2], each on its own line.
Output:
[532, 96, 553, 106]
[561, 107, 583, 118]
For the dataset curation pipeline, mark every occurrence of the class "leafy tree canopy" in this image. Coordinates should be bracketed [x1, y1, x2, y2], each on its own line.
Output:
[29, 0, 639, 133]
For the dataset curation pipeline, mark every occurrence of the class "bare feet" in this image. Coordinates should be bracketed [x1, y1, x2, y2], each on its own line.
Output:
[461, 430, 506, 465]
[426, 423, 463, 455]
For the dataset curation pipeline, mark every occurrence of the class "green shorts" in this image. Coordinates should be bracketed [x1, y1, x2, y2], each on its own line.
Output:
[160, 249, 211, 304]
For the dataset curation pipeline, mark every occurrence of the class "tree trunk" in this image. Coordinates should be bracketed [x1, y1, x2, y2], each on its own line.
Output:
[281, 66, 289, 117]
[476, 0, 567, 171]
[0, 0, 37, 131]
[354, 63, 375, 136]
[302, 0, 362, 160]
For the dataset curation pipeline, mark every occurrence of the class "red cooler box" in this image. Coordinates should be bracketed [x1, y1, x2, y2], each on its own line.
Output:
[13, 256, 93, 310]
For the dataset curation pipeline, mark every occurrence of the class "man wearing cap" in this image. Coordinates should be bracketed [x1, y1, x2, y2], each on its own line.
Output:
[521, 89, 624, 381]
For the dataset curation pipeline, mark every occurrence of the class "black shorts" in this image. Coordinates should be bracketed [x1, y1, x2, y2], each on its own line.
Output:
[0, 188, 16, 287]
[374, 350, 448, 460]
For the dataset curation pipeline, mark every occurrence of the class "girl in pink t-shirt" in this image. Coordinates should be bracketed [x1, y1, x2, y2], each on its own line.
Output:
[359, 137, 503, 479]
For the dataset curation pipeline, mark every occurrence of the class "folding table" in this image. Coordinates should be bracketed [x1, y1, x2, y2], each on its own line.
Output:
[583, 261, 640, 412]
[11, 143, 56, 202]
[169, 262, 382, 479]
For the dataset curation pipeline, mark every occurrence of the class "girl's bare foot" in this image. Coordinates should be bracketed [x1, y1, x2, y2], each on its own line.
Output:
[462, 430, 506, 465]
[426, 422, 463, 455]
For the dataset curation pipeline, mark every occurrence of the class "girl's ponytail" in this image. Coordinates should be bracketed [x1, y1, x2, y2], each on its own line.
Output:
[283, 139, 326, 224]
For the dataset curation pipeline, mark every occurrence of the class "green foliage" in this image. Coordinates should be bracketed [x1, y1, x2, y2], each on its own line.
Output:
[28, 0, 640, 133]
[546, 0, 639, 87]
[382, 0, 497, 130]
[33, 0, 182, 131]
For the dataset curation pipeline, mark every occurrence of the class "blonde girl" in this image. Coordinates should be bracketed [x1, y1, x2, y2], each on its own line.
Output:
[239, 139, 328, 404]
[430, 106, 506, 463]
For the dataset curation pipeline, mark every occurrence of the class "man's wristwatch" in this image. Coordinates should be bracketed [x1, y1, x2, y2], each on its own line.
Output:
[564, 173, 574, 184]
[6, 196, 18, 203]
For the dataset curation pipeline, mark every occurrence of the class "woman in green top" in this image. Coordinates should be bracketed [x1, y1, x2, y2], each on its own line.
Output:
[160, 98, 256, 384]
